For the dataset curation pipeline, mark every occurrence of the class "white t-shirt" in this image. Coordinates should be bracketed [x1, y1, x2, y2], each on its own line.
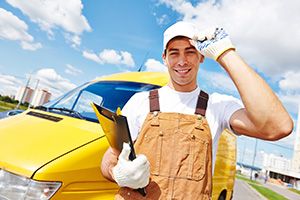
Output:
[122, 85, 243, 171]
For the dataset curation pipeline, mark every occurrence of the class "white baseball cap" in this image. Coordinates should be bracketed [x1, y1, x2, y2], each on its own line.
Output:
[163, 21, 200, 52]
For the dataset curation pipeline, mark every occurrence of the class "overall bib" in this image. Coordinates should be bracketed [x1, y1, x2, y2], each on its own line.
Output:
[116, 90, 212, 200]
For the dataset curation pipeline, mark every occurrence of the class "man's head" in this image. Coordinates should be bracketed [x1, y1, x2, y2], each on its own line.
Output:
[162, 21, 204, 92]
[163, 21, 200, 54]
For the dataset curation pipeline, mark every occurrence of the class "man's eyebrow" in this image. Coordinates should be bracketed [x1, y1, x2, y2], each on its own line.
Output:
[168, 48, 179, 52]
[185, 46, 197, 51]
[167, 46, 196, 52]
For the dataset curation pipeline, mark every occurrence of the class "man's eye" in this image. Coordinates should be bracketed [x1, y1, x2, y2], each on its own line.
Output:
[187, 51, 196, 54]
[169, 52, 178, 56]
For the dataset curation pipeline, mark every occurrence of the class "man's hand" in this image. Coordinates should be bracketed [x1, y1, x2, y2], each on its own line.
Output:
[191, 27, 235, 60]
[112, 143, 150, 189]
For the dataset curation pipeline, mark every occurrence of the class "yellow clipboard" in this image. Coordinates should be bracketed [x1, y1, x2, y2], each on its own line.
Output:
[91, 103, 136, 157]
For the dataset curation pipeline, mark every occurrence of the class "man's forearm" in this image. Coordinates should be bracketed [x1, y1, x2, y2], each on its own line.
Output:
[217, 50, 293, 138]
[101, 147, 118, 182]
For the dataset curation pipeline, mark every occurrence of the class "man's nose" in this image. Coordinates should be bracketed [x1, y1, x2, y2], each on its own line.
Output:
[177, 55, 187, 66]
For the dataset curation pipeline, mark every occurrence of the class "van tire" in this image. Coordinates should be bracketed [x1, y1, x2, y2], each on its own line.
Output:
[218, 190, 227, 200]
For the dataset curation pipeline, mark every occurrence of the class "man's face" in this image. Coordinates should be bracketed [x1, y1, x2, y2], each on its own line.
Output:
[163, 37, 203, 92]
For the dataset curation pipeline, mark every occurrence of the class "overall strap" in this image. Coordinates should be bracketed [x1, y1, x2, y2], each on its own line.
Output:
[195, 90, 209, 116]
[149, 90, 160, 112]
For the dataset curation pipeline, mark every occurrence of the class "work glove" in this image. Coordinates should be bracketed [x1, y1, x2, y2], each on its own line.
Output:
[191, 27, 235, 60]
[112, 143, 150, 189]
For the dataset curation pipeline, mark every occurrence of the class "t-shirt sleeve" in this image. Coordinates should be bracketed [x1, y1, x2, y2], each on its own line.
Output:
[122, 91, 149, 141]
[210, 93, 244, 135]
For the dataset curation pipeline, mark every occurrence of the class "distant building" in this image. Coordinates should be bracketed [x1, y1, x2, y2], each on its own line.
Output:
[15, 86, 34, 103]
[263, 152, 300, 188]
[260, 104, 300, 189]
[263, 153, 291, 171]
[30, 89, 51, 107]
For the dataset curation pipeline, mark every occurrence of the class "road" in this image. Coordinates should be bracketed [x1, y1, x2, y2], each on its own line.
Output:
[263, 182, 300, 200]
[232, 179, 266, 200]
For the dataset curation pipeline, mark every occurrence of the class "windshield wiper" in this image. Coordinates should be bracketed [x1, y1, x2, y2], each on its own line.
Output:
[34, 105, 49, 111]
[48, 107, 84, 119]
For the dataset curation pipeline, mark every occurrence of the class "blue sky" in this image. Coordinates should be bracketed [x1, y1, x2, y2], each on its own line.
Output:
[0, 0, 300, 167]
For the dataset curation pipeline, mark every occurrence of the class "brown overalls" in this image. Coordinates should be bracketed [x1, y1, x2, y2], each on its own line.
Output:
[116, 90, 212, 200]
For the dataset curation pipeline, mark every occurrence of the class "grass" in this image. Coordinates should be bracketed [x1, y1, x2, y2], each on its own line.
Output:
[289, 188, 300, 195]
[236, 174, 288, 200]
[0, 101, 26, 112]
[249, 183, 288, 200]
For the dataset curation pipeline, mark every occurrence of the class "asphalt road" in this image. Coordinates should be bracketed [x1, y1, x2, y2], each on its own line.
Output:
[232, 179, 266, 200]
[263, 182, 300, 200]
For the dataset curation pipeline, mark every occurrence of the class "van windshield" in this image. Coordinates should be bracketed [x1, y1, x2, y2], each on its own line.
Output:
[41, 81, 161, 122]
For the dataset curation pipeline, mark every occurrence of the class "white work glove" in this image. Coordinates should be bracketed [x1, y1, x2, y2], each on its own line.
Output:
[190, 27, 235, 60]
[112, 143, 150, 189]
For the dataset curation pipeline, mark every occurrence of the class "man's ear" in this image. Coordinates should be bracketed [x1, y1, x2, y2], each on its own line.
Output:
[199, 54, 204, 63]
[162, 52, 167, 65]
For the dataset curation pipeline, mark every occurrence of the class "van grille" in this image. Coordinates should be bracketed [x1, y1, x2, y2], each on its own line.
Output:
[26, 111, 62, 122]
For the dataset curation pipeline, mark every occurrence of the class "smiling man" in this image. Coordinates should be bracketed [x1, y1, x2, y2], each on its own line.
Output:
[101, 21, 293, 199]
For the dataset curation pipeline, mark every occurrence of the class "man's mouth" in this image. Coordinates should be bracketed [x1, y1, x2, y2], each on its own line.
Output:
[174, 68, 191, 74]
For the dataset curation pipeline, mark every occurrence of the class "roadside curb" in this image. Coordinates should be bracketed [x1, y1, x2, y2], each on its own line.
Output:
[245, 182, 268, 200]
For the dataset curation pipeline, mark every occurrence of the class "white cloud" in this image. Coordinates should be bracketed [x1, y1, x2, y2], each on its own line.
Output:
[277, 70, 300, 115]
[21, 41, 42, 50]
[65, 64, 82, 76]
[64, 33, 81, 48]
[82, 51, 101, 63]
[0, 8, 41, 51]
[0, 73, 23, 96]
[279, 71, 300, 92]
[6, 0, 91, 47]
[144, 58, 167, 72]
[156, 14, 169, 26]
[200, 68, 238, 94]
[99, 49, 123, 65]
[82, 49, 135, 67]
[159, 0, 300, 77]
[33, 68, 76, 98]
[119, 51, 135, 67]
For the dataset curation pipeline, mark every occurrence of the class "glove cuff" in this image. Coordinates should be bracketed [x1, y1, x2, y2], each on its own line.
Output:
[201, 37, 235, 60]
[112, 165, 131, 188]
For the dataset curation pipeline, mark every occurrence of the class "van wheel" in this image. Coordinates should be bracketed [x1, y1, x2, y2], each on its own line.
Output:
[218, 190, 227, 200]
[218, 195, 225, 200]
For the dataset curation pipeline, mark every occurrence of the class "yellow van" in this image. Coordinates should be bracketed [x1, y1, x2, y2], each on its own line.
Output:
[213, 129, 237, 200]
[0, 72, 236, 200]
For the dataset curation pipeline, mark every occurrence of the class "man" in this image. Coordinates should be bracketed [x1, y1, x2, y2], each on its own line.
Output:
[101, 21, 293, 199]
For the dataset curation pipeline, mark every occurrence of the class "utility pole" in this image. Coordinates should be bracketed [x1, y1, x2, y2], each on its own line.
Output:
[250, 139, 258, 180]
[16, 75, 31, 109]
[241, 139, 247, 164]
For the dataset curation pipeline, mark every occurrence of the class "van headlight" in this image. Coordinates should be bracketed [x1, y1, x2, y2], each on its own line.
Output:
[0, 169, 61, 200]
